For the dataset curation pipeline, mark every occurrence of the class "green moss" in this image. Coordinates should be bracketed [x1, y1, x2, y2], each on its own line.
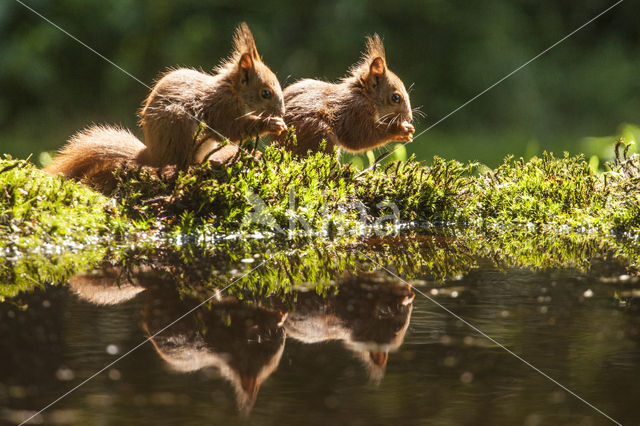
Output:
[465, 142, 640, 233]
[357, 155, 471, 223]
[470, 152, 602, 226]
[110, 143, 473, 235]
[0, 156, 119, 248]
[112, 144, 361, 235]
[4, 140, 640, 240]
[106, 140, 640, 236]
[601, 143, 640, 232]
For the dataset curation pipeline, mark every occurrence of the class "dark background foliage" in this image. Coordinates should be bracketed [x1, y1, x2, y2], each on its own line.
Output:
[1, 0, 638, 166]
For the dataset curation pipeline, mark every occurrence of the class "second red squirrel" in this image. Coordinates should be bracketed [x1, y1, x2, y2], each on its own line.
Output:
[45, 23, 285, 191]
[276, 35, 415, 156]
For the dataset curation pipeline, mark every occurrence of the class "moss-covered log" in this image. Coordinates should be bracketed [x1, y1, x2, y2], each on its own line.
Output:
[4, 141, 639, 238]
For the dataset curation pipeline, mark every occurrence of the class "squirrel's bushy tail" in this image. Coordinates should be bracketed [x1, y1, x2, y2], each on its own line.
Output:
[45, 125, 147, 192]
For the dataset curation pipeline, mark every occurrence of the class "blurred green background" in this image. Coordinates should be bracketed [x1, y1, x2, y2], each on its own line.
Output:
[0, 0, 638, 167]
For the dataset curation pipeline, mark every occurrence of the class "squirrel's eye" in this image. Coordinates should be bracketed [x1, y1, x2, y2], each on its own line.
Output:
[261, 89, 272, 99]
[391, 93, 401, 103]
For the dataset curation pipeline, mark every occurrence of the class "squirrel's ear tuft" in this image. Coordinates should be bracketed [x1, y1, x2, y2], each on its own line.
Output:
[233, 22, 260, 61]
[350, 34, 387, 87]
[365, 34, 386, 63]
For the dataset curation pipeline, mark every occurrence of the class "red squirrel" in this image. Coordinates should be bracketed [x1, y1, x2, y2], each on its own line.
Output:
[276, 35, 415, 156]
[45, 23, 286, 191]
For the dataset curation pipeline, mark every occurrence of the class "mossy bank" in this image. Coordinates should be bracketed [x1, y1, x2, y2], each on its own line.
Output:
[4, 141, 639, 240]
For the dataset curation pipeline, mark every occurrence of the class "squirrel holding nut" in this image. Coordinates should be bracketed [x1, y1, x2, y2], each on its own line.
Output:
[45, 23, 286, 191]
[275, 34, 415, 156]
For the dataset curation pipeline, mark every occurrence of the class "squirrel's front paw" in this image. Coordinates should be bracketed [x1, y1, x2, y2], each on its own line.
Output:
[401, 121, 415, 135]
[266, 117, 287, 135]
[393, 121, 415, 142]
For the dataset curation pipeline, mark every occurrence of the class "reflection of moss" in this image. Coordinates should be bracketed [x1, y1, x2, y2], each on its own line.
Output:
[464, 226, 640, 273]
[0, 247, 107, 301]
[106, 233, 478, 300]
[1, 234, 467, 302]
[3, 225, 639, 302]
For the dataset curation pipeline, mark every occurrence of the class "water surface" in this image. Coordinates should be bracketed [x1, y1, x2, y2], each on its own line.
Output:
[2, 233, 640, 425]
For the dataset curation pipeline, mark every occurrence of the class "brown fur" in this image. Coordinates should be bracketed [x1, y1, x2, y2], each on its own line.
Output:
[140, 22, 285, 169]
[44, 125, 148, 193]
[276, 34, 414, 156]
[45, 23, 283, 191]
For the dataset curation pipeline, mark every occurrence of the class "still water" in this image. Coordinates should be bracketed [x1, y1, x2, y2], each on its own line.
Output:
[1, 233, 640, 425]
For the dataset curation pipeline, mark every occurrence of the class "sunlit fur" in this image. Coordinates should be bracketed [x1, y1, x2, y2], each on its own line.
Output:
[277, 34, 414, 155]
[46, 23, 285, 189]
[44, 125, 147, 193]
[140, 22, 285, 169]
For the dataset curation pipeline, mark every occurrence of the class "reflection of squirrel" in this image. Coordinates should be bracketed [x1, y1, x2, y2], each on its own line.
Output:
[68, 267, 286, 414]
[68, 263, 415, 410]
[142, 283, 287, 414]
[281, 273, 414, 383]
[45, 23, 286, 192]
[275, 35, 415, 156]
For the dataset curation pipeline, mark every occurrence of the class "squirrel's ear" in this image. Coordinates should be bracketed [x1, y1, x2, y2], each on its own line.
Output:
[367, 57, 386, 88]
[238, 53, 254, 83]
[239, 53, 254, 71]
